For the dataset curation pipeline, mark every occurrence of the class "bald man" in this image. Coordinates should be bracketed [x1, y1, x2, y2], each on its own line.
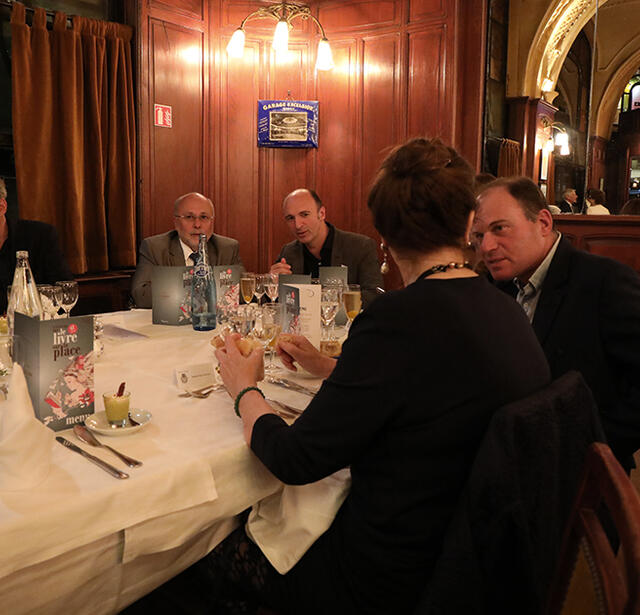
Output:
[270, 188, 383, 308]
[131, 192, 242, 308]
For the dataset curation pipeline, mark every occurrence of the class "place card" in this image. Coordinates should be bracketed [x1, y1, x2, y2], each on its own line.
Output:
[175, 362, 216, 392]
[281, 283, 321, 348]
[14, 313, 95, 431]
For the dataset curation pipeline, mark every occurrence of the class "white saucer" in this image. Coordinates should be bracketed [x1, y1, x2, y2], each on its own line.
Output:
[85, 409, 152, 436]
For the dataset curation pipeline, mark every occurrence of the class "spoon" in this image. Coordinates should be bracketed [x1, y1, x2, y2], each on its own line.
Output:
[178, 384, 224, 398]
[73, 425, 143, 468]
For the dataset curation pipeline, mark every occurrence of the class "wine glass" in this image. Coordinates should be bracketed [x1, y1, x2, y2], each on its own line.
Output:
[254, 303, 283, 372]
[342, 283, 362, 330]
[56, 280, 79, 318]
[265, 273, 279, 303]
[37, 284, 60, 320]
[239, 273, 256, 305]
[254, 274, 267, 304]
[320, 285, 342, 343]
[233, 304, 256, 337]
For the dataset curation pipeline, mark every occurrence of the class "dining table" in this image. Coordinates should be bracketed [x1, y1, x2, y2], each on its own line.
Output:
[0, 309, 326, 615]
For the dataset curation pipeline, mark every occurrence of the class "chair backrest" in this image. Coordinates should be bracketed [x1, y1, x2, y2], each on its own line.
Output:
[546, 442, 640, 615]
[416, 370, 606, 615]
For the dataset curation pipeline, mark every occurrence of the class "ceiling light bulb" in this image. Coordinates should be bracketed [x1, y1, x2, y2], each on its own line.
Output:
[227, 28, 245, 58]
[273, 20, 289, 53]
[316, 38, 334, 71]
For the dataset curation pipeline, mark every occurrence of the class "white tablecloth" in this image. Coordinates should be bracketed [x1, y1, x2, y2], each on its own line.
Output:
[0, 310, 321, 614]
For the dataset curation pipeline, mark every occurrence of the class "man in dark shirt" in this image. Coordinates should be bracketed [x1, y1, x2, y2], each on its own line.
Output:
[0, 177, 73, 314]
[270, 188, 383, 307]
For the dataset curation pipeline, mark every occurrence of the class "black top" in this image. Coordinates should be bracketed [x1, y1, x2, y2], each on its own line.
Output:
[0, 218, 73, 314]
[251, 276, 551, 614]
[301, 222, 335, 278]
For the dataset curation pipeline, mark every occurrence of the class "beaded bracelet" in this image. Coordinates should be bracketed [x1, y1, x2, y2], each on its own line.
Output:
[234, 386, 265, 417]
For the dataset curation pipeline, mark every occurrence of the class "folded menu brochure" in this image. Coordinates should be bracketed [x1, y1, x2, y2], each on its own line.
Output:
[151, 266, 193, 325]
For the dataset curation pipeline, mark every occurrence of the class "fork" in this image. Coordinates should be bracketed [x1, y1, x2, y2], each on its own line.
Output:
[178, 384, 224, 398]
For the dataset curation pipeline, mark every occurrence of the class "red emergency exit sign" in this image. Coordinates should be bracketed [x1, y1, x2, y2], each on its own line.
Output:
[154, 104, 172, 128]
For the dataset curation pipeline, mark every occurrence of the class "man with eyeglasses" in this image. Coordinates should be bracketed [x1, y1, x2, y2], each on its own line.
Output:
[131, 192, 242, 308]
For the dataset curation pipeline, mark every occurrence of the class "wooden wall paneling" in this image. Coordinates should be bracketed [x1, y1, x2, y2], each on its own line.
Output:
[316, 40, 359, 233]
[318, 0, 399, 32]
[454, 0, 487, 168]
[221, 42, 261, 273]
[583, 236, 640, 273]
[409, 0, 447, 23]
[407, 24, 452, 142]
[149, 19, 206, 237]
[360, 33, 401, 237]
[151, 0, 204, 21]
[264, 46, 314, 272]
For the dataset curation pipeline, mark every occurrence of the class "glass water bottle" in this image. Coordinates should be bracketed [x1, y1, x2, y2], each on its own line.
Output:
[7, 250, 43, 338]
[191, 234, 217, 331]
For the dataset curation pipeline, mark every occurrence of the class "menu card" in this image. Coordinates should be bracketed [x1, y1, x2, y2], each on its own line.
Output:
[14, 312, 95, 431]
[151, 266, 193, 325]
[213, 265, 242, 309]
[281, 283, 321, 348]
[278, 274, 311, 305]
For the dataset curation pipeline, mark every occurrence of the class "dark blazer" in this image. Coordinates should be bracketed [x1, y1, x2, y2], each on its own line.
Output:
[500, 237, 640, 470]
[277, 226, 383, 307]
[0, 219, 73, 314]
[130, 230, 242, 308]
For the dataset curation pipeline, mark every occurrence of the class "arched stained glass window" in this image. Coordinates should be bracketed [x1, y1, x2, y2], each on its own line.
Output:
[619, 70, 640, 112]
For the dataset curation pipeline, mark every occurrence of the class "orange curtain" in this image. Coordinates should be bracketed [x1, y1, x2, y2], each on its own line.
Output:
[10, 2, 136, 273]
[497, 139, 522, 178]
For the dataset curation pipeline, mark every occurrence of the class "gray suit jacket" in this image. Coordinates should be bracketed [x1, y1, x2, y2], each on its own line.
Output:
[277, 226, 383, 308]
[131, 230, 242, 308]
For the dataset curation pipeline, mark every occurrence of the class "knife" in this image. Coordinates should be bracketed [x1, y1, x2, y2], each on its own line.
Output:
[266, 377, 316, 397]
[56, 436, 130, 479]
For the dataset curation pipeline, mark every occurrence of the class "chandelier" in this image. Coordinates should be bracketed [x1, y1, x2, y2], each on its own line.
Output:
[226, 1, 334, 71]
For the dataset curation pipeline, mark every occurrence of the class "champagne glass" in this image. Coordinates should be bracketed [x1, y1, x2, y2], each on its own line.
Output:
[234, 304, 256, 337]
[255, 303, 283, 372]
[37, 284, 60, 320]
[265, 272, 279, 303]
[240, 273, 256, 305]
[342, 283, 362, 330]
[254, 274, 267, 305]
[56, 280, 79, 318]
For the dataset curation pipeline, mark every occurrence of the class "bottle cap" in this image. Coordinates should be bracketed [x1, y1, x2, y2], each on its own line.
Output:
[16, 250, 28, 258]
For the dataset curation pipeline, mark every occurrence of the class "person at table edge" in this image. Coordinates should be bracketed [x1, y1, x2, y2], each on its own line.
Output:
[130, 192, 242, 308]
[0, 177, 73, 315]
[472, 176, 640, 472]
[270, 188, 383, 307]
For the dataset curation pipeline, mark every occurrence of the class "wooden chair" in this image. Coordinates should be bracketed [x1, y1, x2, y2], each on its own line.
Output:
[546, 443, 640, 615]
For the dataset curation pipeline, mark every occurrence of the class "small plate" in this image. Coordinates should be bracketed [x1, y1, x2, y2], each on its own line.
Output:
[85, 409, 152, 437]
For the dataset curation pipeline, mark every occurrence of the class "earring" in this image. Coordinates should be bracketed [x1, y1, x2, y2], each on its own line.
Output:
[380, 242, 390, 275]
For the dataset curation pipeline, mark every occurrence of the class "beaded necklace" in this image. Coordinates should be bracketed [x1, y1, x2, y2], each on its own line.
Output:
[417, 261, 473, 281]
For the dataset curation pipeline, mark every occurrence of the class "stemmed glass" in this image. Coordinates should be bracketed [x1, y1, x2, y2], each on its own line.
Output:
[342, 283, 362, 330]
[240, 273, 256, 305]
[321, 284, 342, 342]
[265, 273, 279, 303]
[253, 303, 283, 372]
[254, 274, 267, 305]
[37, 285, 60, 320]
[56, 280, 79, 318]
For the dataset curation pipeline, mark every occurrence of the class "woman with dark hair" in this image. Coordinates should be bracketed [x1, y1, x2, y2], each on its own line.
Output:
[585, 188, 610, 215]
[150, 139, 550, 615]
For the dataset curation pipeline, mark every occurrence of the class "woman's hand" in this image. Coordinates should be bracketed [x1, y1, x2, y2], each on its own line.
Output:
[277, 335, 336, 379]
[214, 334, 264, 399]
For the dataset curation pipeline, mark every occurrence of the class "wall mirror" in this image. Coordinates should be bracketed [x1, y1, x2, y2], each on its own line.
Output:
[484, 0, 640, 217]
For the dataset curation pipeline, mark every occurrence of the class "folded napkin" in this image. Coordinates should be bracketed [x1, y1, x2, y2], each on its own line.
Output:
[246, 468, 351, 574]
[0, 364, 54, 491]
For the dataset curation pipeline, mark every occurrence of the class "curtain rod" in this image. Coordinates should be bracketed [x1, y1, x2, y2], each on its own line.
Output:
[0, 0, 72, 23]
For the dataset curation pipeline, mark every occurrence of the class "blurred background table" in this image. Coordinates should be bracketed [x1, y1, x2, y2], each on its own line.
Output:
[0, 309, 319, 615]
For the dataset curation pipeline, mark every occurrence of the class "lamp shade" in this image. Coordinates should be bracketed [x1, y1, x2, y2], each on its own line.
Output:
[544, 137, 555, 153]
[273, 20, 289, 53]
[227, 28, 245, 58]
[559, 143, 570, 156]
[316, 38, 334, 71]
[555, 131, 569, 148]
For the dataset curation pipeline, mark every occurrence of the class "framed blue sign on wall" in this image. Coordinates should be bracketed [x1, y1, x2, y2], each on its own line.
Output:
[257, 100, 318, 148]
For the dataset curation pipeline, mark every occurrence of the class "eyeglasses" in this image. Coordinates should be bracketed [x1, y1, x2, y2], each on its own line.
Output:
[174, 214, 213, 223]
